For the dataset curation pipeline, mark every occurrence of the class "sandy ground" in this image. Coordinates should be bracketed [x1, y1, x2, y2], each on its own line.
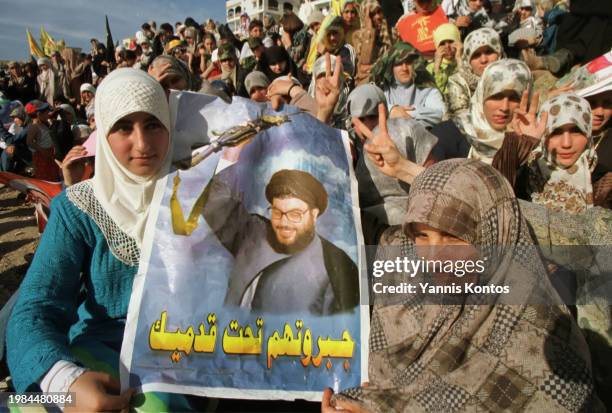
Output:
[0, 187, 38, 310]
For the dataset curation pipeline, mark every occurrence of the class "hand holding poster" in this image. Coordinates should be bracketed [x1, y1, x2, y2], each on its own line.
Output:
[120, 91, 368, 401]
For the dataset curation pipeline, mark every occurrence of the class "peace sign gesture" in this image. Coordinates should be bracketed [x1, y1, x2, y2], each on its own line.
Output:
[512, 90, 548, 140]
[352, 103, 424, 184]
[316, 53, 343, 124]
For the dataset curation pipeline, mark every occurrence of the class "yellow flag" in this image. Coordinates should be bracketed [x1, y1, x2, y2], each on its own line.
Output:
[26, 28, 45, 58]
[331, 0, 342, 16]
[40, 26, 57, 55]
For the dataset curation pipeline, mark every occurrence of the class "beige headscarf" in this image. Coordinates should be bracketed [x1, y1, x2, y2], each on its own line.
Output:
[455, 59, 531, 164]
[93, 68, 171, 247]
[336, 159, 602, 412]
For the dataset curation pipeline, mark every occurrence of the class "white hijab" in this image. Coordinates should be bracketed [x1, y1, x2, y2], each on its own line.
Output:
[93, 68, 171, 247]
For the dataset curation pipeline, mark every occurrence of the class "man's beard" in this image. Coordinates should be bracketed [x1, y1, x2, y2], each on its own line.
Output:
[267, 222, 316, 254]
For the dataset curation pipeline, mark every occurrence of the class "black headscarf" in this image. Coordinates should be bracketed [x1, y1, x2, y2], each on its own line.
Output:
[256, 45, 299, 81]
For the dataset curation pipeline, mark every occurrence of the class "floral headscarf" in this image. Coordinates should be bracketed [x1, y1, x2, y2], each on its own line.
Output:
[526, 93, 596, 214]
[459, 28, 504, 92]
[455, 59, 531, 164]
[370, 42, 434, 90]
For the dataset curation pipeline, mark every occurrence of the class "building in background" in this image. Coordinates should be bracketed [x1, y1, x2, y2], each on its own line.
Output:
[226, 0, 332, 33]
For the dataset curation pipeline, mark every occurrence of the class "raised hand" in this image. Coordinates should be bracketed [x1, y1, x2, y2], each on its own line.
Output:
[352, 104, 424, 184]
[512, 90, 548, 139]
[60, 145, 89, 186]
[316, 53, 343, 124]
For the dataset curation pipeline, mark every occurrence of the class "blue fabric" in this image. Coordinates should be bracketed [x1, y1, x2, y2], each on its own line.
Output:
[540, 7, 567, 55]
[384, 82, 446, 128]
[6, 191, 137, 392]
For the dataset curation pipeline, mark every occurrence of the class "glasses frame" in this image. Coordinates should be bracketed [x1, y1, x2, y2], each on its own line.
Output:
[268, 206, 310, 223]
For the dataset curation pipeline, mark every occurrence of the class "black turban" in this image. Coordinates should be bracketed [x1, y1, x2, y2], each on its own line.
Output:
[265, 169, 328, 214]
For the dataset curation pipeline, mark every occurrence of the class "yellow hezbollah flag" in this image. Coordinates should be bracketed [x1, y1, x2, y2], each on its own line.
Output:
[26, 28, 45, 58]
[40, 26, 57, 55]
[331, 0, 342, 16]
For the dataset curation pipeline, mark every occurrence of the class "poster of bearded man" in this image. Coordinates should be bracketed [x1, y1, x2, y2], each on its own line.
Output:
[120, 91, 368, 401]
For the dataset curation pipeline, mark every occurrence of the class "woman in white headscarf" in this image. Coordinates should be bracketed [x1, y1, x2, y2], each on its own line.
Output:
[36, 57, 61, 106]
[431, 58, 532, 164]
[7, 69, 198, 411]
[447, 28, 504, 116]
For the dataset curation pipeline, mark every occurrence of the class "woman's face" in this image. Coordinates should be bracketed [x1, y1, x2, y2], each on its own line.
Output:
[587, 91, 612, 134]
[220, 57, 236, 72]
[204, 37, 215, 53]
[392, 60, 415, 85]
[440, 40, 456, 60]
[469, 46, 499, 76]
[81, 91, 94, 104]
[468, 0, 484, 12]
[519, 6, 533, 21]
[342, 3, 358, 26]
[546, 124, 588, 168]
[409, 222, 480, 282]
[269, 60, 287, 74]
[483, 90, 521, 131]
[370, 7, 384, 28]
[107, 111, 169, 176]
[326, 29, 343, 50]
[250, 86, 268, 103]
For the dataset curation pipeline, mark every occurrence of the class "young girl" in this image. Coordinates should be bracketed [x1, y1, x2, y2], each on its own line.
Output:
[7, 69, 197, 411]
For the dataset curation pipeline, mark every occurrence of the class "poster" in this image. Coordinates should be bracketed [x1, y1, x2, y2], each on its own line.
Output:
[120, 91, 368, 401]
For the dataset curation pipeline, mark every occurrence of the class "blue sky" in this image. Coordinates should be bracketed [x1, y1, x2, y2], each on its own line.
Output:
[0, 0, 226, 60]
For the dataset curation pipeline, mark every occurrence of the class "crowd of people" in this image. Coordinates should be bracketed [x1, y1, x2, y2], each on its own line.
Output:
[1, 0, 612, 411]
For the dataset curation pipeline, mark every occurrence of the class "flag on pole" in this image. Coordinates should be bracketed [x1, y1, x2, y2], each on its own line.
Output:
[105, 15, 116, 66]
[40, 26, 57, 55]
[26, 28, 46, 58]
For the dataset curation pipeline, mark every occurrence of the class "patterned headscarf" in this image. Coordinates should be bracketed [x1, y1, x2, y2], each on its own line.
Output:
[336, 159, 602, 412]
[150, 55, 198, 91]
[459, 28, 504, 92]
[455, 59, 531, 164]
[370, 42, 433, 90]
[526, 93, 596, 214]
[359, 0, 393, 53]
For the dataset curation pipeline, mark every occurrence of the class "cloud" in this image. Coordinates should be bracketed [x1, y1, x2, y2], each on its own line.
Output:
[2, 0, 226, 60]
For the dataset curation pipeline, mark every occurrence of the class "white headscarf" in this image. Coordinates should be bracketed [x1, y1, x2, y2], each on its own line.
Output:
[93, 68, 171, 247]
[526, 93, 596, 214]
[455, 59, 531, 164]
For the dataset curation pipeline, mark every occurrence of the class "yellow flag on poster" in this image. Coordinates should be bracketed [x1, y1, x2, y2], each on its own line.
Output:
[26, 28, 46, 58]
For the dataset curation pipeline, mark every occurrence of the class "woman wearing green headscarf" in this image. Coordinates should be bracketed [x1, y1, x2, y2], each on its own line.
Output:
[370, 41, 446, 128]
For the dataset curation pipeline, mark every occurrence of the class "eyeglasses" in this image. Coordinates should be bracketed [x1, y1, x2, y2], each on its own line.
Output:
[269, 206, 309, 223]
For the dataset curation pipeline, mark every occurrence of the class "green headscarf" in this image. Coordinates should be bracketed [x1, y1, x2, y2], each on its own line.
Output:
[370, 42, 435, 89]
